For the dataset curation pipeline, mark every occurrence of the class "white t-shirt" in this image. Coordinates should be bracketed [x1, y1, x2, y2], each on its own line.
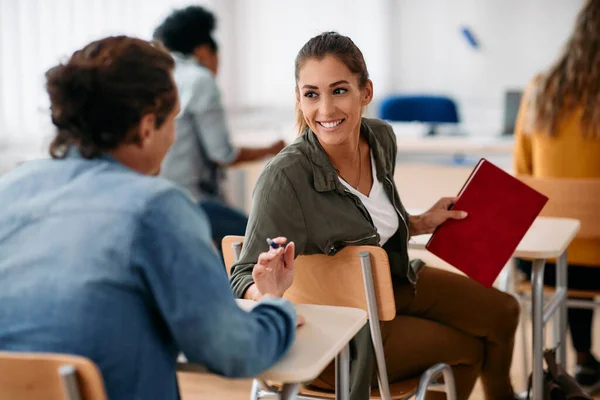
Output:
[339, 153, 399, 245]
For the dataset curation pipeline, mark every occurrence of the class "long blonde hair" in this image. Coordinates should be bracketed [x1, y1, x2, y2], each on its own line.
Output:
[531, 0, 600, 138]
[294, 32, 369, 135]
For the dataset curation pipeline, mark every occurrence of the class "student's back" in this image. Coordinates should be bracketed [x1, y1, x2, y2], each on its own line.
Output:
[515, 100, 600, 179]
[514, 1, 600, 387]
[0, 154, 193, 398]
[0, 36, 298, 400]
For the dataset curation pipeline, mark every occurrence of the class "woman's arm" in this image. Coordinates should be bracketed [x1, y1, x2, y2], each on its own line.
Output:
[230, 164, 307, 299]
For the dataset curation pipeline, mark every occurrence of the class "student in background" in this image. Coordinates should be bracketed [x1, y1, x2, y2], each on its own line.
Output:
[153, 6, 285, 249]
[0, 36, 298, 400]
[230, 32, 521, 400]
[514, 0, 600, 390]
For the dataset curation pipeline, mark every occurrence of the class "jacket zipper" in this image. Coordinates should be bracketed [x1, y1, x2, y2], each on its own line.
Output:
[327, 233, 378, 255]
[327, 188, 379, 256]
[385, 176, 418, 290]
[343, 188, 375, 226]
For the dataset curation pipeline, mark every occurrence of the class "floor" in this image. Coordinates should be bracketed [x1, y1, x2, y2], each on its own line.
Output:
[177, 308, 600, 400]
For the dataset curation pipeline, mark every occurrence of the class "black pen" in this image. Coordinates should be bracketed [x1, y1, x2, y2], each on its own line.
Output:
[266, 238, 280, 249]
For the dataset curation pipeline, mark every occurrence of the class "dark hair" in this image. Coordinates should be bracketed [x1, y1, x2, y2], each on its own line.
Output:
[294, 32, 369, 134]
[531, 0, 600, 138]
[46, 36, 177, 159]
[153, 6, 218, 54]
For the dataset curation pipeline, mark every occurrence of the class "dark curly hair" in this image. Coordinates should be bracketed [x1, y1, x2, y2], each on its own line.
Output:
[531, 0, 600, 137]
[153, 6, 218, 54]
[46, 36, 177, 159]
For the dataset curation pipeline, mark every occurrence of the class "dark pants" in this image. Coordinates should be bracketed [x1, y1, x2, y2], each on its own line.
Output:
[313, 267, 519, 400]
[516, 258, 600, 353]
[199, 199, 248, 258]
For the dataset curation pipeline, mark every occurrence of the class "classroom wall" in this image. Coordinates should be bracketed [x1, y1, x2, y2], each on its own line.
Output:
[0, 0, 588, 148]
[228, 0, 394, 113]
[391, 0, 584, 134]
[230, 0, 585, 134]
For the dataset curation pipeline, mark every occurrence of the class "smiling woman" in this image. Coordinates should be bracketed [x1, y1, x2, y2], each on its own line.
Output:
[230, 31, 521, 400]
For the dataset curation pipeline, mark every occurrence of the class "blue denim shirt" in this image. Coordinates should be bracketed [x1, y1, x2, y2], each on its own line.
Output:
[0, 150, 296, 400]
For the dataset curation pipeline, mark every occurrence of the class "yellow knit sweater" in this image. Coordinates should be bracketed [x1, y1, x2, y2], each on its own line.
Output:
[514, 79, 600, 266]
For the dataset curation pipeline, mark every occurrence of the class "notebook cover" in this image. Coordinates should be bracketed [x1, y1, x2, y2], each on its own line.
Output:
[425, 159, 549, 287]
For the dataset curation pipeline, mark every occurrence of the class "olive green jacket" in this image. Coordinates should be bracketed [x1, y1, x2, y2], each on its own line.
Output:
[230, 118, 423, 399]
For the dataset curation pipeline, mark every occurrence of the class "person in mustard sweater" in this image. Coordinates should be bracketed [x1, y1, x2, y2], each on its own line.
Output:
[514, 0, 600, 390]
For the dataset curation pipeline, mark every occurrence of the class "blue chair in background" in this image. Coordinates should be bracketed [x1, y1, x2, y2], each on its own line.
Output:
[379, 95, 460, 136]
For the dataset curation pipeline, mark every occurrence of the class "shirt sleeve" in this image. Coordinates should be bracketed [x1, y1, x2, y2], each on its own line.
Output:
[229, 164, 307, 298]
[188, 74, 239, 165]
[131, 187, 296, 378]
[513, 80, 535, 175]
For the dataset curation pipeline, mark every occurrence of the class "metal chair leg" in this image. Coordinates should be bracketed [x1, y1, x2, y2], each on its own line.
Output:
[414, 363, 456, 400]
[360, 252, 392, 400]
[531, 259, 546, 400]
[59, 364, 82, 400]
[519, 299, 530, 389]
[250, 379, 260, 400]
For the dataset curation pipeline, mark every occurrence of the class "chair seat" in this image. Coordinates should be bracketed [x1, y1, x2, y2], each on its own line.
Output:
[296, 376, 420, 399]
[516, 281, 600, 299]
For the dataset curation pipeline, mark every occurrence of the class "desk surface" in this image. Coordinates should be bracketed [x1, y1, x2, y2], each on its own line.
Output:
[236, 299, 367, 383]
[395, 135, 514, 155]
[230, 123, 514, 156]
[409, 216, 581, 259]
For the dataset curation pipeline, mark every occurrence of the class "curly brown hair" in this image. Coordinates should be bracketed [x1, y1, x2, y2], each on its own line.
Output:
[46, 36, 177, 159]
[532, 0, 600, 137]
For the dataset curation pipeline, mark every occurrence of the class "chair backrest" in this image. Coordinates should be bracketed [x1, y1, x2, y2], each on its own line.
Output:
[379, 95, 459, 124]
[517, 175, 600, 240]
[221, 236, 396, 321]
[222, 235, 243, 277]
[0, 351, 107, 400]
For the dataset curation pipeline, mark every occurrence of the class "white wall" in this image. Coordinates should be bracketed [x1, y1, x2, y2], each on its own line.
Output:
[230, 0, 585, 134]
[230, 0, 394, 112]
[0, 0, 217, 146]
[389, 0, 583, 133]
[0, 0, 589, 148]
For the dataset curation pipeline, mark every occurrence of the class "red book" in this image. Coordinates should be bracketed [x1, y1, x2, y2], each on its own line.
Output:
[425, 158, 548, 287]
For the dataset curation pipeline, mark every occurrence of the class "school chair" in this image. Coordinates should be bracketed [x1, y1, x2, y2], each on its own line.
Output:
[0, 351, 107, 400]
[379, 95, 459, 136]
[511, 176, 600, 378]
[222, 236, 457, 400]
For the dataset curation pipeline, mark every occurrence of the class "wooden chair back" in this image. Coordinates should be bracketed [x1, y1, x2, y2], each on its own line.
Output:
[517, 175, 600, 241]
[221, 236, 396, 321]
[0, 351, 107, 400]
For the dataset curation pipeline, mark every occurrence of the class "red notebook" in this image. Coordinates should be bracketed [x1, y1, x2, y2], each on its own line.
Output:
[425, 158, 549, 287]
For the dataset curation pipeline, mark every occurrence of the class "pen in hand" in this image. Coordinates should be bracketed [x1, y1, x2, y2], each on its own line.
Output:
[266, 238, 280, 249]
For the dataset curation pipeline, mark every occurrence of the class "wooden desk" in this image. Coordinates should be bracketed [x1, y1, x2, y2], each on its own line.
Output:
[408, 216, 580, 400]
[180, 299, 367, 400]
[395, 135, 514, 156]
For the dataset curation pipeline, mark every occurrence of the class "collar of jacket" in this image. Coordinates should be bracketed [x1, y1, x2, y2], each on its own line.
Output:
[301, 119, 392, 194]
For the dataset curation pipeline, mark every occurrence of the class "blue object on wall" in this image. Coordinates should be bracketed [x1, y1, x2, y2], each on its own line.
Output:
[460, 26, 479, 49]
